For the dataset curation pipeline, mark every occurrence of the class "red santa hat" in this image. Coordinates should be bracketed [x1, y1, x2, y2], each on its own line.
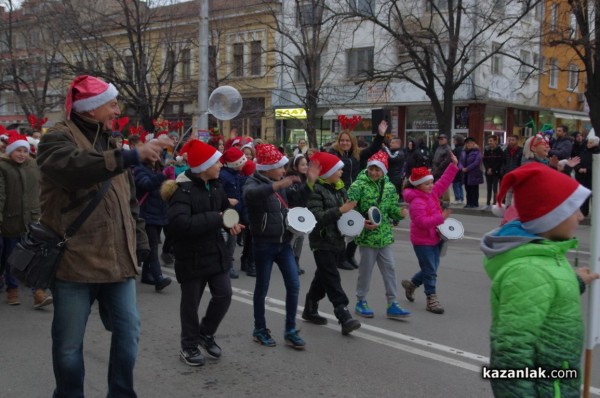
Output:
[5, 131, 30, 155]
[224, 136, 243, 150]
[221, 147, 247, 169]
[492, 162, 590, 234]
[309, 151, 344, 179]
[179, 139, 222, 173]
[409, 167, 433, 186]
[241, 159, 256, 177]
[65, 75, 119, 119]
[367, 151, 389, 175]
[255, 144, 288, 171]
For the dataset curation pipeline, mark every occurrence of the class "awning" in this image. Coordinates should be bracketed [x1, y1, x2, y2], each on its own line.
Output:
[323, 108, 377, 120]
[552, 112, 590, 122]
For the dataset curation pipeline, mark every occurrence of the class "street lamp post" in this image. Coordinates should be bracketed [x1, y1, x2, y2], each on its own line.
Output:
[196, 0, 209, 132]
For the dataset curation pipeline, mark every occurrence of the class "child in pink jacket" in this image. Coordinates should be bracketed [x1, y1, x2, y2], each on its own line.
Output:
[401, 152, 458, 314]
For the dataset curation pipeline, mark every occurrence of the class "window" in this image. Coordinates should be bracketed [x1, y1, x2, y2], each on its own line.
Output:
[209, 45, 217, 83]
[125, 55, 134, 79]
[180, 49, 191, 80]
[570, 13, 578, 38]
[105, 58, 115, 76]
[250, 41, 261, 76]
[491, 43, 502, 75]
[233, 42, 244, 77]
[350, 0, 374, 15]
[295, 55, 321, 83]
[567, 64, 579, 90]
[550, 4, 558, 31]
[347, 47, 374, 78]
[297, 2, 323, 26]
[549, 58, 558, 88]
[519, 50, 531, 81]
[165, 50, 176, 73]
[493, 0, 504, 13]
[534, 1, 543, 20]
[425, 0, 448, 12]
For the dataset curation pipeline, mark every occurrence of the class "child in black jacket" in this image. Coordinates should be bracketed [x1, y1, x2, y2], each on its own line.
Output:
[163, 140, 243, 367]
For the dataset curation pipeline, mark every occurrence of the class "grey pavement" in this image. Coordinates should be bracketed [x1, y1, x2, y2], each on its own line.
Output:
[1, 213, 599, 397]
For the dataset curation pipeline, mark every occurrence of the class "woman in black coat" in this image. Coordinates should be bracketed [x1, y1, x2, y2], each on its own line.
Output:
[134, 161, 172, 291]
[328, 131, 360, 270]
[574, 135, 600, 216]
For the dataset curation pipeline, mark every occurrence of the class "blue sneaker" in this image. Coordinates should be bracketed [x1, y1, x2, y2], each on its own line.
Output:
[252, 328, 276, 347]
[355, 300, 374, 318]
[387, 302, 411, 319]
[284, 328, 306, 350]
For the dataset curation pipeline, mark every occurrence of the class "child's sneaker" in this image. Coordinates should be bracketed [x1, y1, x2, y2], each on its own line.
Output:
[386, 302, 411, 319]
[198, 334, 222, 359]
[354, 300, 374, 318]
[253, 328, 276, 347]
[401, 280, 417, 302]
[426, 294, 445, 314]
[284, 328, 306, 350]
[179, 347, 205, 366]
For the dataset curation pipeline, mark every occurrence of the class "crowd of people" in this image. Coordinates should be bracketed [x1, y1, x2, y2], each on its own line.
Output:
[1, 74, 598, 397]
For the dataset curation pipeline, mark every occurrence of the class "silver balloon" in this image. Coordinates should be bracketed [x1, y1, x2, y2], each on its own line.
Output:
[208, 86, 243, 121]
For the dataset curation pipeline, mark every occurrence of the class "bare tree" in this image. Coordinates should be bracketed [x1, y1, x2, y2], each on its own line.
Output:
[50, 0, 197, 132]
[327, 0, 542, 135]
[257, 0, 356, 147]
[0, 0, 65, 126]
[547, 0, 600, 131]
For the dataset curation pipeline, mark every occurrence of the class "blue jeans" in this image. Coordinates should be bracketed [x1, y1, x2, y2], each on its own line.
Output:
[2, 237, 20, 289]
[252, 242, 299, 331]
[411, 243, 443, 295]
[452, 182, 464, 202]
[51, 278, 140, 398]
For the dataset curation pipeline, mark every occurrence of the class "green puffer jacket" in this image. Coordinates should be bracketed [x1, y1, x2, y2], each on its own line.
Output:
[481, 221, 582, 398]
[307, 179, 346, 252]
[347, 170, 403, 248]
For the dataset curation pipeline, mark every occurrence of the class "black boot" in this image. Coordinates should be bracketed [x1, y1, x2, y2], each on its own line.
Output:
[246, 261, 256, 277]
[240, 257, 248, 272]
[346, 242, 359, 269]
[335, 305, 361, 335]
[302, 295, 327, 325]
[295, 256, 305, 275]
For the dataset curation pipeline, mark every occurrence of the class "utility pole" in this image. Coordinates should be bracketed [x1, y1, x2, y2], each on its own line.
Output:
[196, 0, 209, 132]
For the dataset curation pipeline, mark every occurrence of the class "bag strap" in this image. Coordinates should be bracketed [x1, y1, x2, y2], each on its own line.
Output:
[64, 179, 111, 240]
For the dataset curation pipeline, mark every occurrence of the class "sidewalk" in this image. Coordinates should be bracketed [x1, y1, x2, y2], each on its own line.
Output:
[403, 184, 592, 226]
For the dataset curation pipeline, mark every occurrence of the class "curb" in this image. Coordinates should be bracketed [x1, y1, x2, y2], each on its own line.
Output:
[400, 203, 592, 226]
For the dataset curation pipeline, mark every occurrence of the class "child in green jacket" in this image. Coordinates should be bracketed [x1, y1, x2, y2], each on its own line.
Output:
[481, 162, 599, 398]
[347, 151, 410, 319]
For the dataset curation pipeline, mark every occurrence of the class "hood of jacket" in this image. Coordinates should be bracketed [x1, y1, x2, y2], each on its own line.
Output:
[481, 220, 578, 280]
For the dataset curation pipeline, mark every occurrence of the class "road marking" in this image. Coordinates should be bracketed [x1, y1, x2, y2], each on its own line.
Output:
[231, 287, 600, 396]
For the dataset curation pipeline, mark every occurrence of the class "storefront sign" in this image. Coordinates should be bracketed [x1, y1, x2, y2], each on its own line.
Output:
[275, 108, 307, 120]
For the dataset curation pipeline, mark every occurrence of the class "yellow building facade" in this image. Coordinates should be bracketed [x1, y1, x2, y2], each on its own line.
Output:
[538, 0, 590, 133]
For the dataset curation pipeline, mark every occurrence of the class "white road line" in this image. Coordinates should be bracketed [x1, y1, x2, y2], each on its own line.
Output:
[231, 287, 600, 396]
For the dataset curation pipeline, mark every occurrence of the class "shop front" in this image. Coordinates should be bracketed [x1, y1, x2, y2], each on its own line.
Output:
[538, 110, 591, 136]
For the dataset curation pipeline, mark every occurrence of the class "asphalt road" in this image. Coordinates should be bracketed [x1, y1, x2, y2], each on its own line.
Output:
[1, 213, 599, 397]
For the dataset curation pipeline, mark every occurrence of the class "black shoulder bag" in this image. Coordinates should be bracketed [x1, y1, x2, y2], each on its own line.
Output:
[8, 180, 111, 289]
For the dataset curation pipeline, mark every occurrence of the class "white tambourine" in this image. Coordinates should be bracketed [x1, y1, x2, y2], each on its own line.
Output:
[337, 210, 365, 237]
[223, 208, 240, 228]
[367, 206, 382, 226]
[436, 218, 464, 240]
[286, 207, 317, 235]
